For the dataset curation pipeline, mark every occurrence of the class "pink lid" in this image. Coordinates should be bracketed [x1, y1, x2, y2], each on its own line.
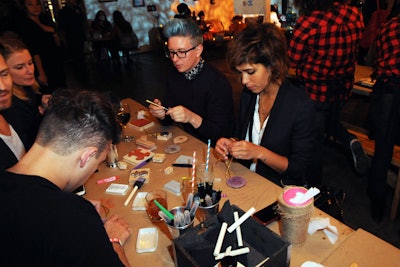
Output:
[283, 187, 313, 206]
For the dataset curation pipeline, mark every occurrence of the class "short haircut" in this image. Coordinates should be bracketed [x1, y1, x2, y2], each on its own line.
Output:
[163, 19, 203, 46]
[227, 23, 288, 84]
[0, 37, 28, 61]
[36, 89, 121, 157]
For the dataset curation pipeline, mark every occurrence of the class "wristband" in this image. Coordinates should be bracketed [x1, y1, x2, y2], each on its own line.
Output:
[109, 237, 123, 246]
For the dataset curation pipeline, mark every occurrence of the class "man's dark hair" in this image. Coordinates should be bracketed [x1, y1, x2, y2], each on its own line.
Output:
[37, 89, 121, 157]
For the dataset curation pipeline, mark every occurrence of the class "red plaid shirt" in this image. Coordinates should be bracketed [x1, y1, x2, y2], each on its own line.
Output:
[288, 3, 364, 103]
[376, 16, 400, 79]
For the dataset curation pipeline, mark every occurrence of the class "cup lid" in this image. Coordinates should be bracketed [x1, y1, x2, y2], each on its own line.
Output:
[283, 187, 313, 206]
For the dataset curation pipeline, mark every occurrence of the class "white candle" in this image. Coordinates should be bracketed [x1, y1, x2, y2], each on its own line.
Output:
[227, 207, 256, 233]
[213, 222, 228, 256]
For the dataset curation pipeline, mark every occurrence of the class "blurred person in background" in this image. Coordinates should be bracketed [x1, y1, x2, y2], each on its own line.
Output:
[288, 0, 367, 186]
[59, 0, 87, 82]
[270, 4, 282, 28]
[17, 0, 66, 89]
[368, 5, 400, 222]
[110, 10, 138, 64]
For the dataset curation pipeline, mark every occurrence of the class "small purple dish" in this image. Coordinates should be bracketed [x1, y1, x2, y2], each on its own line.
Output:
[226, 176, 246, 188]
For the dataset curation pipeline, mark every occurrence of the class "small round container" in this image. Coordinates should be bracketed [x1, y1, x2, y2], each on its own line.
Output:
[277, 186, 314, 247]
[194, 191, 220, 223]
[167, 206, 194, 239]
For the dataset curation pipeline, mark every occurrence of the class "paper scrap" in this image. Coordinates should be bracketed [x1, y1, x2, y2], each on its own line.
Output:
[308, 217, 338, 244]
[301, 261, 325, 267]
[289, 187, 320, 204]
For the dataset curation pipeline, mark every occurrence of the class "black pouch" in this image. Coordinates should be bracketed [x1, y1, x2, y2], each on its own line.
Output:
[314, 186, 346, 222]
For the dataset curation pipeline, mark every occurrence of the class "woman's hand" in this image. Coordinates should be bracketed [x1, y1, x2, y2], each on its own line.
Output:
[38, 94, 51, 115]
[229, 140, 262, 160]
[215, 138, 234, 160]
[148, 98, 166, 120]
[166, 105, 202, 129]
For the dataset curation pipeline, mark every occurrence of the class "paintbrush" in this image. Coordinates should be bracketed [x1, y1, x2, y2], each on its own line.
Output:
[123, 177, 146, 206]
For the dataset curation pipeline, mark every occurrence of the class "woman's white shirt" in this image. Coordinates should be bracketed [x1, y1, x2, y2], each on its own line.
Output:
[246, 94, 269, 172]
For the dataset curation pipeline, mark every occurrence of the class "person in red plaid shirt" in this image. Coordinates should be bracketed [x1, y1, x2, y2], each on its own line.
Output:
[288, 0, 368, 186]
[369, 10, 400, 222]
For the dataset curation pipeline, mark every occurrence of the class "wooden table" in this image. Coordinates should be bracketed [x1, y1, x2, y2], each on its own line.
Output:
[322, 228, 400, 266]
[84, 98, 355, 266]
[288, 65, 374, 96]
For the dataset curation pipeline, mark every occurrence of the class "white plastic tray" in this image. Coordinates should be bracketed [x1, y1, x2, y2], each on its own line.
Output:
[136, 227, 158, 253]
[132, 192, 148, 210]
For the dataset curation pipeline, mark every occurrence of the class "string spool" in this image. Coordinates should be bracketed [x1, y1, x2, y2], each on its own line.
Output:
[277, 186, 314, 247]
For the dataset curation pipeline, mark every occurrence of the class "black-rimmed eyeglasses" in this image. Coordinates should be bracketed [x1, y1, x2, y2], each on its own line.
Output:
[165, 46, 198, 59]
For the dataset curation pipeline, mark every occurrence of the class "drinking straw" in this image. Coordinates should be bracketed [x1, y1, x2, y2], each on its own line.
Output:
[153, 200, 174, 220]
[206, 139, 211, 172]
[191, 151, 196, 192]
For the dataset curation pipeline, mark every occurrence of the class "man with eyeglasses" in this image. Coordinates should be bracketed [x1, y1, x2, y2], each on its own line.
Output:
[148, 19, 234, 145]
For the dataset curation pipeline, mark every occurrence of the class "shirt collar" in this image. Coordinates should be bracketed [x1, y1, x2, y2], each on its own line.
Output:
[183, 58, 204, 80]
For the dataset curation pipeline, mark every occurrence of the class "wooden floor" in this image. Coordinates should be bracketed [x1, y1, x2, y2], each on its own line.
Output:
[65, 49, 400, 249]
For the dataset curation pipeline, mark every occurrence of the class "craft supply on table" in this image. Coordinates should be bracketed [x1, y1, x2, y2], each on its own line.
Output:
[105, 183, 130, 195]
[152, 153, 166, 163]
[164, 166, 173, 175]
[164, 144, 181, 154]
[123, 148, 154, 166]
[157, 131, 172, 141]
[161, 193, 199, 239]
[136, 227, 158, 253]
[97, 175, 119, 184]
[135, 136, 157, 150]
[117, 161, 127, 170]
[131, 118, 155, 131]
[145, 190, 168, 222]
[132, 192, 148, 210]
[173, 135, 188, 144]
[146, 99, 169, 111]
[164, 180, 181, 195]
[123, 177, 146, 206]
[173, 155, 193, 165]
[129, 168, 150, 185]
[226, 176, 246, 189]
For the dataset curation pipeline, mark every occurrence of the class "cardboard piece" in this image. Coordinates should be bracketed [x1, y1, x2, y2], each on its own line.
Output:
[322, 228, 400, 267]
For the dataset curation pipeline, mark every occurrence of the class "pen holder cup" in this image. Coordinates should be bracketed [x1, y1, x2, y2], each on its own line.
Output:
[167, 206, 194, 239]
[277, 186, 314, 247]
[194, 191, 220, 223]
